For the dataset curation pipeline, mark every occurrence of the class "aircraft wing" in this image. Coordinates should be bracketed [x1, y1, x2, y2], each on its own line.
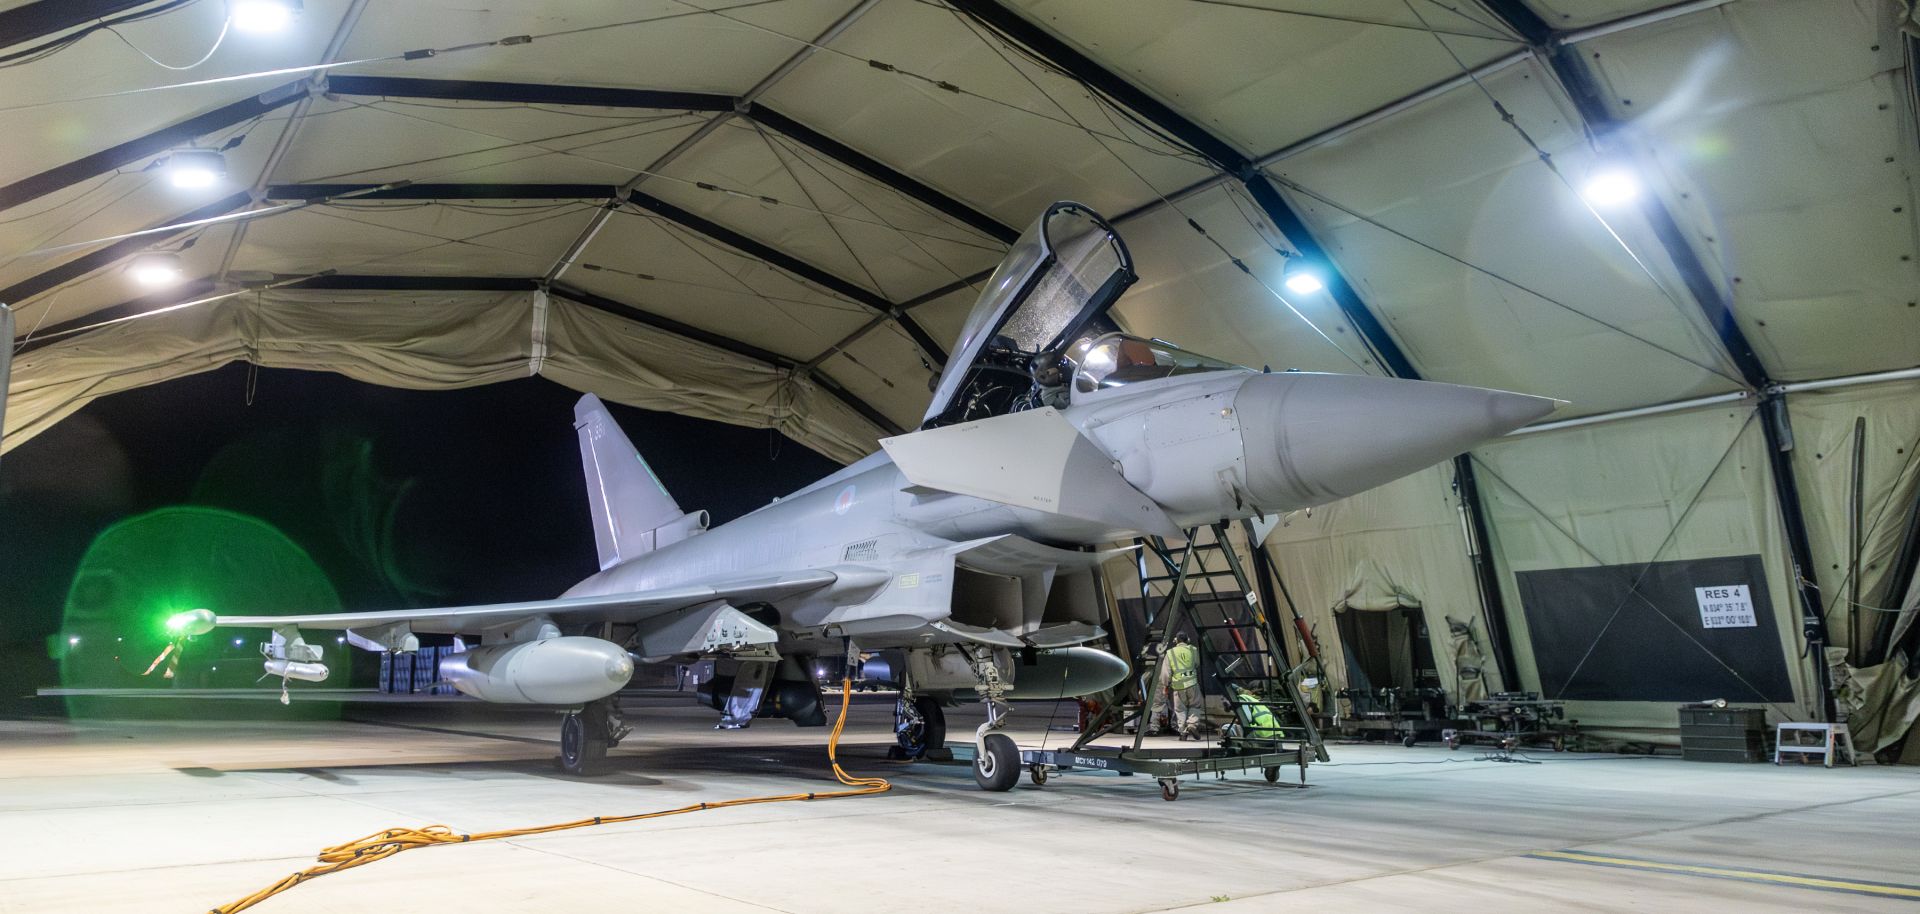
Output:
[209, 568, 841, 636]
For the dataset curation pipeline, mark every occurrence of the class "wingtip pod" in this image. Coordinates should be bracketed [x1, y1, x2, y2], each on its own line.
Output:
[165, 608, 216, 637]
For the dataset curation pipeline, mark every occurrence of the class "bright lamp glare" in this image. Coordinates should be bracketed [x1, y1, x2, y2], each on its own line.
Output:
[169, 166, 219, 189]
[128, 252, 185, 288]
[166, 148, 226, 189]
[230, 0, 298, 32]
[1284, 272, 1325, 295]
[1281, 256, 1326, 295]
[1582, 169, 1641, 207]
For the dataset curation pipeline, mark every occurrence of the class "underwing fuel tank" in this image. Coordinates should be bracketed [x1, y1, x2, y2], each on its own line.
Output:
[439, 636, 634, 704]
[898, 646, 1130, 698]
[1004, 646, 1130, 699]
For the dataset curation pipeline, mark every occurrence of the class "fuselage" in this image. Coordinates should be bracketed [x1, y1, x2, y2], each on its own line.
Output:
[558, 363, 1559, 652]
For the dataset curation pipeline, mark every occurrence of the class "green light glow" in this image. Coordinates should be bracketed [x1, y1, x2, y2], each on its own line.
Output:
[163, 608, 216, 636]
[59, 507, 340, 712]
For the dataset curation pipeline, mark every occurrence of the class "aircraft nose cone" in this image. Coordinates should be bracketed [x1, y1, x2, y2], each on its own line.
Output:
[1234, 372, 1560, 508]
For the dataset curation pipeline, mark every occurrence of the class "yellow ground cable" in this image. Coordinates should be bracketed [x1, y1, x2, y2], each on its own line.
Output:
[209, 680, 891, 913]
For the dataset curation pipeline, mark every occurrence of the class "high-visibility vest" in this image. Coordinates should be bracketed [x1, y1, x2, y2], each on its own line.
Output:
[1231, 686, 1285, 740]
[1167, 643, 1199, 690]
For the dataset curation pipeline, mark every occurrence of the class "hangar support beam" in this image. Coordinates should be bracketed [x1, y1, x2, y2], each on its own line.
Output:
[619, 190, 943, 365]
[0, 72, 1007, 373]
[945, 0, 1525, 689]
[0, 84, 307, 213]
[0, 192, 251, 306]
[1478, 0, 1836, 719]
[0, 0, 151, 48]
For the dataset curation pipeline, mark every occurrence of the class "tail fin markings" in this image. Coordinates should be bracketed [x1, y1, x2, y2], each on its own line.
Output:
[574, 394, 687, 570]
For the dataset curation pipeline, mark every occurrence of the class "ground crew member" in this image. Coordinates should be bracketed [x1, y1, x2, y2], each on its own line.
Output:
[1229, 684, 1285, 742]
[1136, 640, 1168, 735]
[1167, 632, 1202, 740]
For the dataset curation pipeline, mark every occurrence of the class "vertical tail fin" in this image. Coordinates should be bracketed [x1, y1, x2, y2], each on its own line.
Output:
[574, 394, 683, 570]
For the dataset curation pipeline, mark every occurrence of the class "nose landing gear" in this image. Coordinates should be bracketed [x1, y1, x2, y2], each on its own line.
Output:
[964, 646, 1021, 792]
[974, 732, 1020, 791]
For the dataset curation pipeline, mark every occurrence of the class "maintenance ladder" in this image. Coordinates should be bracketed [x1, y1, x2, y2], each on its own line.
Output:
[1074, 521, 1326, 764]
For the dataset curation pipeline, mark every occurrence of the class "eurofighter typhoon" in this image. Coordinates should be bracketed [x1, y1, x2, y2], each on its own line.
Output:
[169, 203, 1558, 790]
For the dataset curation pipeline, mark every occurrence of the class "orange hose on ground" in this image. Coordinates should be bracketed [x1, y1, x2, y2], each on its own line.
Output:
[210, 680, 890, 913]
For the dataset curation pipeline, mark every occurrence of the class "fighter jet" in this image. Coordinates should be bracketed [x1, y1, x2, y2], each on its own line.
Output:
[167, 202, 1558, 790]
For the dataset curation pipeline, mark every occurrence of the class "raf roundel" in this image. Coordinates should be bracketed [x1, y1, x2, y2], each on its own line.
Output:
[834, 484, 857, 516]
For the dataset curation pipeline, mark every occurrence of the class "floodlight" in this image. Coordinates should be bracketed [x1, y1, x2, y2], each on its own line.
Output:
[68, 636, 81, 646]
[1581, 167, 1641, 208]
[230, 0, 301, 33]
[128, 251, 186, 288]
[1282, 257, 1325, 295]
[167, 148, 226, 189]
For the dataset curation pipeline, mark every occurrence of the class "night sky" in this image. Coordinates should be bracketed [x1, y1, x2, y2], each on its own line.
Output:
[0, 365, 842, 702]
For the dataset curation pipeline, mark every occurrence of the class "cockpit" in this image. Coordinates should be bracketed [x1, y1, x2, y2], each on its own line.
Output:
[1066, 333, 1246, 394]
[919, 202, 1249, 428]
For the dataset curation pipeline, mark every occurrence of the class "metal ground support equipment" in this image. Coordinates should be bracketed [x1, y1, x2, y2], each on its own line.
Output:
[1034, 522, 1326, 799]
[1330, 686, 1456, 747]
[1442, 692, 1578, 752]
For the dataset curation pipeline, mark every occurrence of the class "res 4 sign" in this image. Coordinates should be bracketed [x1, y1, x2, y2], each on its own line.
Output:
[1695, 584, 1757, 629]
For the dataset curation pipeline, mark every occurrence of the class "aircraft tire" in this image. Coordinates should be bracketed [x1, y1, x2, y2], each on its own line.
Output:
[896, 696, 947, 758]
[974, 733, 1020, 791]
[559, 710, 609, 776]
[916, 696, 947, 751]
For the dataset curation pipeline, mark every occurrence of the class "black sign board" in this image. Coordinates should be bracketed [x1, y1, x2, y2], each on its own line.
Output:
[1515, 554, 1794, 702]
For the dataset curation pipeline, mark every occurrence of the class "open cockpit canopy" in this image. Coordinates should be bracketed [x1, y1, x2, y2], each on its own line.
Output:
[921, 202, 1133, 427]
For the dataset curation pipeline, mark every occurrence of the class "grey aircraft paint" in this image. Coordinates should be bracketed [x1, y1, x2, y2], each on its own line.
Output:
[172, 203, 1560, 782]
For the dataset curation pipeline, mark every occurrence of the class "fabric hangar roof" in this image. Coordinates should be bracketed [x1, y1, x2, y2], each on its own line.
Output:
[1, 0, 1915, 462]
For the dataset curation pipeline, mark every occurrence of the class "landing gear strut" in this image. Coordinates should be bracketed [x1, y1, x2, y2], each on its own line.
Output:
[966, 646, 1019, 792]
[558, 697, 629, 776]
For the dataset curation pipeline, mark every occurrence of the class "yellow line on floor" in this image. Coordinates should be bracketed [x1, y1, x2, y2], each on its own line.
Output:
[1527, 850, 1920, 900]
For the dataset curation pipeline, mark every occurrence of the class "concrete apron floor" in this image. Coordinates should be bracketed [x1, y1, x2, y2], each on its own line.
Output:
[1, 692, 1916, 913]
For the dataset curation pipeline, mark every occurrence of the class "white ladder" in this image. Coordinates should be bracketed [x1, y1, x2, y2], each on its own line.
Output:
[1773, 722, 1858, 767]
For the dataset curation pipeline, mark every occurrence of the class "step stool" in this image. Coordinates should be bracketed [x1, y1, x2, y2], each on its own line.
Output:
[1773, 722, 1857, 767]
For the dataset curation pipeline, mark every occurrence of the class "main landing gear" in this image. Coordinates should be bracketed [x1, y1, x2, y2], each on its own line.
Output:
[558, 697, 630, 776]
[891, 693, 947, 760]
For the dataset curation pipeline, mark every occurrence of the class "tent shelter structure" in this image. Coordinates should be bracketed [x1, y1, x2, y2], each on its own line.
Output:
[3, 0, 1919, 747]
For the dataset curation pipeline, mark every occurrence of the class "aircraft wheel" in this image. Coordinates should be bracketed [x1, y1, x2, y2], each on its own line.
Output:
[1029, 764, 1048, 786]
[896, 696, 947, 759]
[1262, 766, 1280, 783]
[974, 733, 1020, 792]
[1159, 778, 1180, 801]
[558, 711, 609, 776]
[1403, 735, 1418, 748]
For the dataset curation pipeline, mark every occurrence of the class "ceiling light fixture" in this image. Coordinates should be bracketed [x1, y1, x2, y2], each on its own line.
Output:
[1581, 167, 1642, 208]
[166, 148, 226, 189]
[230, 0, 301, 34]
[128, 251, 186, 288]
[1282, 256, 1326, 295]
